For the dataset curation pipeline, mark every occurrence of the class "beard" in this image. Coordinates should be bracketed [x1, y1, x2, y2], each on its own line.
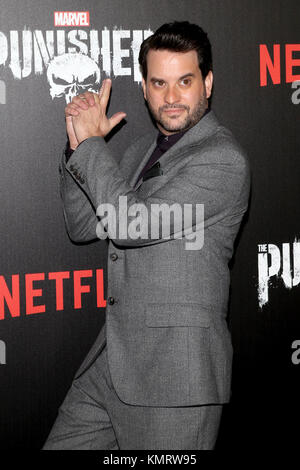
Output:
[147, 91, 208, 134]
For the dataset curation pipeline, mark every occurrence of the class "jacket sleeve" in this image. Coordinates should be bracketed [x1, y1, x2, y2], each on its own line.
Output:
[62, 135, 250, 247]
[59, 150, 99, 242]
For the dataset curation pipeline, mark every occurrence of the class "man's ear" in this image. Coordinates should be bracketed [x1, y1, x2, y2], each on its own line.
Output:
[142, 78, 147, 100]
[204, 71, 213, 99]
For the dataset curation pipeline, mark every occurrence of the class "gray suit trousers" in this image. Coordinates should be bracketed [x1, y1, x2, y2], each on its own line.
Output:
[43, 345, 222, 450]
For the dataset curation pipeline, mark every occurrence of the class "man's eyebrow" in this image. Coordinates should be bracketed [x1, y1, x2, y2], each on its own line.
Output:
[150, 77, 164, 83]
[150, 73, 195, 83]
[179, 73, 195, 79]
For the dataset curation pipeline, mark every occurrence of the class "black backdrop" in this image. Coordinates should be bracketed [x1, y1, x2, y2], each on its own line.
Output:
[0, 0, 299, 449]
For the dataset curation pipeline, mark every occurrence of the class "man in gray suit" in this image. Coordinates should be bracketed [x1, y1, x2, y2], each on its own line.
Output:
[44, 21, 250, 450]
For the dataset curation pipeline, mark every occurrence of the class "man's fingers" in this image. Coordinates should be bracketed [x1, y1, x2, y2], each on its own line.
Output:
[109, 111, 127, 130]
[72, 95, 89, 109]
[98, 80, 105, 98]
[81, 91, 96, 106]
[65, 103, 80, 116]
[93, 93, 100, 105]
[99, 78, 112, 110]
[72, 91, 95, 109]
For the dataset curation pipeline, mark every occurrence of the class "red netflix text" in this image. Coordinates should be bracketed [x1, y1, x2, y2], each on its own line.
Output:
[260, 44, 300, 86]
[0, 269, 106, 320]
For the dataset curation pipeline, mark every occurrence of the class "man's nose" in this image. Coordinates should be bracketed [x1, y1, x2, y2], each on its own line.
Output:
[164, 85, 180, 104]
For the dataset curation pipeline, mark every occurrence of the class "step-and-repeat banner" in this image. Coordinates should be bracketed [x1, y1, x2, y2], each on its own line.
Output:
[0, 0, 299, 449]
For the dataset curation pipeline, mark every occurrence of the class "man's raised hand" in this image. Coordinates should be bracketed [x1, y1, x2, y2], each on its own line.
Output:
[65, 79, 127, 148]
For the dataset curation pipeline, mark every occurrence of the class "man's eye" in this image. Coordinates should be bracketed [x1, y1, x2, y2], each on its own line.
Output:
[180, 79, 191, 86]
[154, 81, 165, 87]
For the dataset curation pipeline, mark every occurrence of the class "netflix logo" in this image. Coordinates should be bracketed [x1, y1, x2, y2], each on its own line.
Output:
[0, 269, 106, 320]
[259, 44, 300, 86]
[54, 11, 90, 27]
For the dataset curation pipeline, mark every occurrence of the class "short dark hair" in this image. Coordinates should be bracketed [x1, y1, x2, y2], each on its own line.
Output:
[139, 21, 212, 80]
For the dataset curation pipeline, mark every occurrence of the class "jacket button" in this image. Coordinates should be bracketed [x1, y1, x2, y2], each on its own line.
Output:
[108, 296, 115, 305]
[110, 253, 118, 261]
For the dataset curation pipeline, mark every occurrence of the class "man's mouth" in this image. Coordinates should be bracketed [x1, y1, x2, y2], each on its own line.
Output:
[163, 108, 185, 115]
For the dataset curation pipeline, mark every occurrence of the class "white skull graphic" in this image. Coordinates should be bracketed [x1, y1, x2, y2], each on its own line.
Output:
[47, 53, 101, 103]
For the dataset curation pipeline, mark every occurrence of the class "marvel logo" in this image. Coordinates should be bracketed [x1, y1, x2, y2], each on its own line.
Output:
[54, 11, 90, 27]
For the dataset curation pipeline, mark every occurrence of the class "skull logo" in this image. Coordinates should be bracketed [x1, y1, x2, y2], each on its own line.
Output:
[47, 53, 101, 103]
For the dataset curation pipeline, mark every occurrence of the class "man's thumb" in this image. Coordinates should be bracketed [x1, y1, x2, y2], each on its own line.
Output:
[109, 112, 127, 129]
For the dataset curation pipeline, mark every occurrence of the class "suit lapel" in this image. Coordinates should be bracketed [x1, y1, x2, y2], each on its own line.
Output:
[130, 138, 157, 190]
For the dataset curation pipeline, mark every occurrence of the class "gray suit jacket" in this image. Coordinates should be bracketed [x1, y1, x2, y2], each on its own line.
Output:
[59, 109, 250, 407]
